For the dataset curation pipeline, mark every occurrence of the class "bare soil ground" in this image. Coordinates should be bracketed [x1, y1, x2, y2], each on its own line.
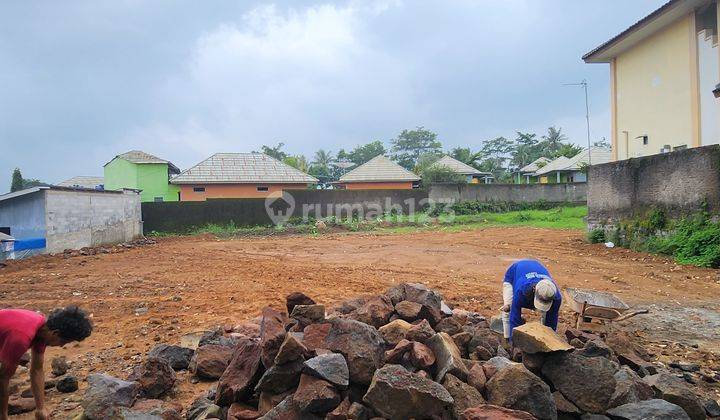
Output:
[1, 226, 719, 417]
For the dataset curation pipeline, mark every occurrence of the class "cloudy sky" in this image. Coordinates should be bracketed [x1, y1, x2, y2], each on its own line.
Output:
[1, 0, 664, 184]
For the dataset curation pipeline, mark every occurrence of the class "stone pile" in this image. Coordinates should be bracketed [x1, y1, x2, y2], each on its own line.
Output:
[67, 283, 715, 420]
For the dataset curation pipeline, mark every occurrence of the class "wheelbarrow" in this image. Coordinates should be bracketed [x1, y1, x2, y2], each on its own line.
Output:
[564, 288, 649, 333]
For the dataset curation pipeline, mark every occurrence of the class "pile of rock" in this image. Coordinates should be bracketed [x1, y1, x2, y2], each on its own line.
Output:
[75, 283, 715, 420]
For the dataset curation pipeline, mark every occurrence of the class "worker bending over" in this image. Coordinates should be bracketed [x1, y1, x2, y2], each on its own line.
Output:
[501, 259, 561, 341]
[1, 306, 92, 420]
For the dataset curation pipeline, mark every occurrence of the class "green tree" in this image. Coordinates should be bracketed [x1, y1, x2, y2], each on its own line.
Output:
[414, 153, 441, 174]
[309, 149, 336, 184]
[339, 141, 387, 165]
[554, 143, 584, 158]
[538, 126, 567, 157]
[256, 143, 287, 161]
[450, 147, 483, 168]
[420, 166, 466, 187]
[390, 127, 442, 170]
[10, 168, 23, 192]
[283, 155, 309, 172]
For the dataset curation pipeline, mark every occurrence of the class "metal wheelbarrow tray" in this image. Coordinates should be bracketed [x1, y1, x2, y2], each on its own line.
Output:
[564, 287, 649, 332]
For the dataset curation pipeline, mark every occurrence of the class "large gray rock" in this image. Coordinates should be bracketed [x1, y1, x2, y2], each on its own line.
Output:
[442, 373, 485, 419]
[290, 304, 325, 329]
[322, 318, 385, 385]
[644, 373, 706, 420]
[147, 344, 194, 371]
[254, 358, 304, 394]
[274, 332, 307, 365]
[186, 396, 223, 420]
[363, 364, 454, 420]
[609, 367, 654, 408]
[486, 363, 556, 420]
[542, 352, 617, 414]
[303, 353, 349, 389]
[216, 339, 264, 406]
[82, 374, 140, 420]
[429, 332, 469, 381]
[606, 399, 691, 420]
[402, 283, 444, 325]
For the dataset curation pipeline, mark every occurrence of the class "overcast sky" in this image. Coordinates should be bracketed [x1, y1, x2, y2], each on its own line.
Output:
[1, 0, 664, 183]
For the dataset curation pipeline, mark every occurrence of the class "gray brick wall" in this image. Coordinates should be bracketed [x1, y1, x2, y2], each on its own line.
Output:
[428, 183, 587, 204]
[587, 145, 720, 227]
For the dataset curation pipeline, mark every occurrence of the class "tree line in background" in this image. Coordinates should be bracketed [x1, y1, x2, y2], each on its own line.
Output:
[258, 126, 609, 184]
[8, 126, 609, 192]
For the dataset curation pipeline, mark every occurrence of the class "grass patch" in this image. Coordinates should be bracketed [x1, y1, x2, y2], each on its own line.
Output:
[147, 205, 588, 238]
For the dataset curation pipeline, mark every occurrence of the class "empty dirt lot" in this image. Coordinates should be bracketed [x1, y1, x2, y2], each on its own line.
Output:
[1, 226, 719, 416]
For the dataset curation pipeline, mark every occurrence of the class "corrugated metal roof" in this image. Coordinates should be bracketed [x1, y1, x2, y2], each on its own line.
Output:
[431, 155, 491, 176]
[56, 176, 104, 189]
[534, 148, 612, 175]
[0, 232, 14, 241]
[338, 155, 420, 183]
[518, 157, 552, 174]
[170, 153, 318, 184]
[0, 187, 47, 203]
[105, 150, 180, 173]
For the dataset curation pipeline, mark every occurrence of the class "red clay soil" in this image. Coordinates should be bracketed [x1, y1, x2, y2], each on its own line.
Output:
[1, 227, 719, 417]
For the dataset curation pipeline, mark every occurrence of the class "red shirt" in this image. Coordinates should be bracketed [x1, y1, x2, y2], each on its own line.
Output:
[0, 309, 47, 374]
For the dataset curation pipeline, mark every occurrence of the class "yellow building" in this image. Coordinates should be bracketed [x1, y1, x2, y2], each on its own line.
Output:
[584, 0, 720, 161]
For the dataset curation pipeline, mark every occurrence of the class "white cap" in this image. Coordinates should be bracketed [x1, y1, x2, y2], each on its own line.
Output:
[534, 279, 557, 312]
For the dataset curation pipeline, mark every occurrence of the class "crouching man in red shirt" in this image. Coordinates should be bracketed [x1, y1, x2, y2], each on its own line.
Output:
[0, 307, 92, 420]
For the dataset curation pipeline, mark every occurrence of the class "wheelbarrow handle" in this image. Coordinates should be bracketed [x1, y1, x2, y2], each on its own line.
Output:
[614, 309, 649, 322]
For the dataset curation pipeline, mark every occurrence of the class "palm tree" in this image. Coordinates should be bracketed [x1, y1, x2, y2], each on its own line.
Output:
[450, 147, 484, 168]
[312, 149, 335, 170]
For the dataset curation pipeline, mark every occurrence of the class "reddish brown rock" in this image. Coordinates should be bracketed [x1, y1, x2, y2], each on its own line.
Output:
[405, 319, 435, 344]
[286, 292, 316, 314]
[402, 283, 443, 325]
[290, 304, 325, 329]
[8, 397, 35, 415]
[260, 307, 289, 369]
[191, 344, 235, 380]
[131, 399, 183, 420]
[443, 373, 485, 419]
[258, 390, 294, 415]
[385, 339, 413, 364]
[325, 397, 351, 420]
[435, 316, 464, 336]
[215, 340, 264, 406]
[293, 374, 341, 414]
[486, 364, 556, 420]
[303, 323, 331, 352]
[128, 357, 176, 398]
[350, 295, 394, 329]
[274, 333, 307, 365]
[467, 364, 487, 392]
[228, 402, 261, 419]
[394, 300, 422, 321]
[409, 342, 435, 369]
[462, 404, 537, 420]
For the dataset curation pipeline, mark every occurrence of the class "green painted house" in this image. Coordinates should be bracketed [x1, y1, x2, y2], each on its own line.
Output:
[104, 150, 181, 202]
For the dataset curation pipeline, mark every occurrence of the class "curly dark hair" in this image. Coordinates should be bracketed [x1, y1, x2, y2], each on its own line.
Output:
[45, 306, 93, 342]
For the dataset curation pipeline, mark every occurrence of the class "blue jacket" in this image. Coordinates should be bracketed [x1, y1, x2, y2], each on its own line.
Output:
[504, 259, 561, 337]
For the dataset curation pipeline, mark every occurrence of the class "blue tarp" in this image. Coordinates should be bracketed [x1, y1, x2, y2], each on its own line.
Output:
[12, 238, 46, 251]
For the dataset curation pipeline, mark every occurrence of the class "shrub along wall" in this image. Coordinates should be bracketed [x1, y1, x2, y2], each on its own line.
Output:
[587, 145, 720, 268]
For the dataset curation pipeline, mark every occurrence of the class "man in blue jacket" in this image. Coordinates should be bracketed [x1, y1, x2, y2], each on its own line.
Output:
[500, 259, 562, 341]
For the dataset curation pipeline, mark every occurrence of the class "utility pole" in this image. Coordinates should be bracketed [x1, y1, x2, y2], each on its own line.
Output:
[563, 79, 592, 165]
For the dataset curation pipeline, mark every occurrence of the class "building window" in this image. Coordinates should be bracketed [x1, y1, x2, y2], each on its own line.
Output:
[193, 186, 205, 192]
[257, 186, 269, 192]
[154, 197, 164, 202]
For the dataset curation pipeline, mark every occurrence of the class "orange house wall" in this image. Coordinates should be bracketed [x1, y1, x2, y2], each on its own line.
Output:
[178, 184, 310, 201]
[340, 182, 415, 190]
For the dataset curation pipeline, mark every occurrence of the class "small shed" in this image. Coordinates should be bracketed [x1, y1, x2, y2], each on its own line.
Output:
[0, 186, 142, 257]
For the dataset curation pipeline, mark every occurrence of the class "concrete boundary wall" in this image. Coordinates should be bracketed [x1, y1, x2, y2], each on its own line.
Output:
[587, 145, 720, 227]
[428, 183, 587, 204]
[44, 189, 142, 253]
